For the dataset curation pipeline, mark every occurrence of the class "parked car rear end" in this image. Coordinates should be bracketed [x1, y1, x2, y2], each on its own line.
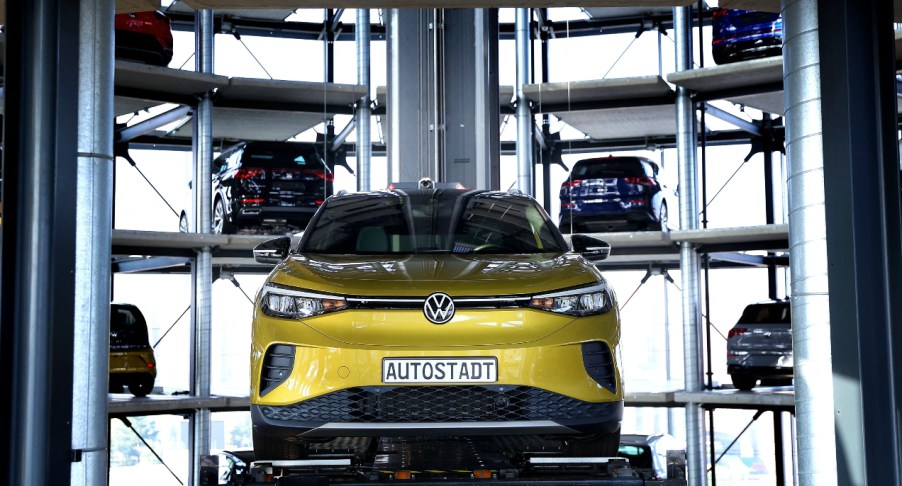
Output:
[115, 11, 174, 67]
[211, 141, 333, 234]
[711, 8, 782, 65]
[559, 156, 671, 233]
[109, 303, 157, 397]
[726, 300, 792, 390]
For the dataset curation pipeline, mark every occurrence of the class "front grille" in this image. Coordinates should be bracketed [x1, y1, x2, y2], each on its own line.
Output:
[260, 385, 614, 423]
[261, 344, 295, 396]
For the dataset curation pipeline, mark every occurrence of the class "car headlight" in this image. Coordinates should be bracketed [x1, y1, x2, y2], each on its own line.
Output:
[529, 283, 613, 316]
[260, 283, 347, 319]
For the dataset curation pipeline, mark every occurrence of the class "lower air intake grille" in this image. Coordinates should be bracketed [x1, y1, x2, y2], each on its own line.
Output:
[582, 341, 617, 393]
[260, 386, 613, 423]
[261, 344, 295, 396]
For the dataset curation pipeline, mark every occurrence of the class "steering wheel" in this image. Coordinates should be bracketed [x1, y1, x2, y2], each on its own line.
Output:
[472, 243, 504, 252]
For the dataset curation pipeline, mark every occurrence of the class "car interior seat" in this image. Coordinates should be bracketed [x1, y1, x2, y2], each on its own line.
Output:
[356, 226, 391, 253]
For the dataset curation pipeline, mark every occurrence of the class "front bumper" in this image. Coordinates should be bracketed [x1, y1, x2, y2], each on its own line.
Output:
[251, 306, 622, 439]
[559, 207, 657, 233]
[234, 205, 318, 228]
[252, 387, 623, 438]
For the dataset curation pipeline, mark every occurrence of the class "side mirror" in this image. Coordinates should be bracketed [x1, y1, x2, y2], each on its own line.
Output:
[253, 236, 291, 264]
[571, 234, 611, 262]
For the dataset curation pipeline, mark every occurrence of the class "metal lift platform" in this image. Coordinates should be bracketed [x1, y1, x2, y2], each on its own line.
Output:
[223, 436, 687, 485]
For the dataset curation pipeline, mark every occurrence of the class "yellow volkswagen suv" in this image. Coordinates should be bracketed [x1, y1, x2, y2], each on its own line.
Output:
[250, 185, 622, 460]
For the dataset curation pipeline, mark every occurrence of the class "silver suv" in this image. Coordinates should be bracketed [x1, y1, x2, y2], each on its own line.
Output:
[726, 301, 793, 391]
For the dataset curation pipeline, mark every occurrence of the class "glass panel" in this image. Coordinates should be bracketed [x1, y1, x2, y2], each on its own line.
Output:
[109, 415, 189, 486]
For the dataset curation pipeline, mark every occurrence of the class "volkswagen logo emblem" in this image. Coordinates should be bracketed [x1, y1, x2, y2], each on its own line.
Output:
[424, 292, 455, 324]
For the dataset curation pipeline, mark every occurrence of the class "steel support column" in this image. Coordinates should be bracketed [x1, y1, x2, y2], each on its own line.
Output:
[673, 6, 705, 486]
[0, 0, 80, 484]
[816, 0, 902, 484]
[443, 9, 499, 190]
[780, 1, 838, 485]
[386, 9, 438, 183]
[515, 8, 534, 195]
[386, 8, 499, 189]
[356, 9, 373, 191]
[72, 0, 114, 484]
[191, 9, 215, 486]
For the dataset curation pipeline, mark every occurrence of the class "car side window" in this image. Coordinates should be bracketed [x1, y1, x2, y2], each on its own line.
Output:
[227, 149, 244, 171]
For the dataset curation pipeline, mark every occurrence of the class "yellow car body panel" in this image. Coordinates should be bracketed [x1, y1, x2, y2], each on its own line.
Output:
[268, 253, 602, 297]
[109, 348, 157, 377]
[251, 253, 621, 405]
[252, 317, 620, 406]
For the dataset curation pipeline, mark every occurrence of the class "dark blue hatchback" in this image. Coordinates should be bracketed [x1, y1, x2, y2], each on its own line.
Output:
[711, 8, 782, 65]
[559, 156, 671, 234]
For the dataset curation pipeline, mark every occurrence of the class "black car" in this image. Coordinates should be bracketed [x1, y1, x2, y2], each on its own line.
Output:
[200, 141, 334, 234]
[559, 156, 673, 233]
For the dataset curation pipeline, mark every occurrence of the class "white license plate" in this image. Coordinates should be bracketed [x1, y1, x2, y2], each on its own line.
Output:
[382, 357, 498, 384]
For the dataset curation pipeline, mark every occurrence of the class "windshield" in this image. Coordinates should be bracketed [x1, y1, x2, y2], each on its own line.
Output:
[301, 189, 567, 255]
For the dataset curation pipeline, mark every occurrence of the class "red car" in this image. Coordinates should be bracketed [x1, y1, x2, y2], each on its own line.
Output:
[115, 11, 174, 67]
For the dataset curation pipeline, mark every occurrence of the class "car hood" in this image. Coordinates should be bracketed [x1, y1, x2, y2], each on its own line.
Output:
[268, 252, 603, 297]
[263, 252, 612, 347]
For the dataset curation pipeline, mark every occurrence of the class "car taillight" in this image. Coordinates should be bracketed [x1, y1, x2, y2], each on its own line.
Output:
[623, 177, 655, 186]
[316, 172, 335, 182]
[561, 179, 583, 188]
[242, 197, 265, 204]
[235, 168, 265, 179]
[315, 199, 324, 205]
[712, 9, 726, 20]
[728, 327, 748, 338]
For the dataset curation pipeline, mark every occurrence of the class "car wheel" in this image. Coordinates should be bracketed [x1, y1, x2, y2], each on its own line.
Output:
[128, 375, 155, 397]
[659, 203, 669, 232]
[253, 431, 308, 461]
[731, 374, 758, 391]
[566, 427, 621, 457]
[213, 198, 236, 234]
[178, 212, 189, 233]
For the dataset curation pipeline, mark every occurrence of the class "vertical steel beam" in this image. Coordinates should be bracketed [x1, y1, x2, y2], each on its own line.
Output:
[442, 9, 500, 190]
[774, 412, 786, 486]
[780, 1, 839, 485]
[673, 6, 705, 486]
[325, 9, 335, 84]
[386, 9, 498, 189]
[356, 9, 372, 191]
[386, 9, 436, 182]
[539, 9, 552, 210]
[72, 0, 114, 485]
[191, 9, 215, 486]
[0, 0, 80, 484]
[515, 8, 534, 195]
[816, 0, 902, 484]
